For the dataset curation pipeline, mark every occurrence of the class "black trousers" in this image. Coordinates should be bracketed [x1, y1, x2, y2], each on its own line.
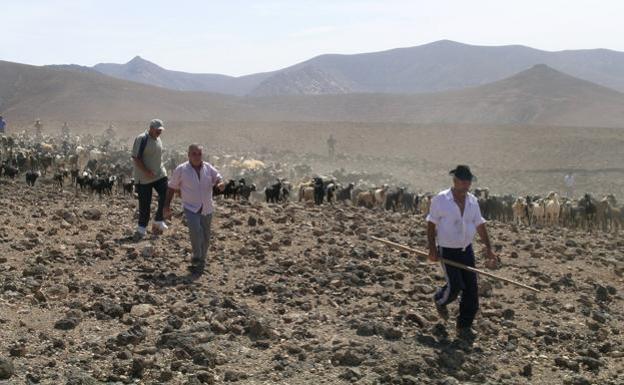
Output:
[433, 244, 479, 328]
[137, 177, 168, 228]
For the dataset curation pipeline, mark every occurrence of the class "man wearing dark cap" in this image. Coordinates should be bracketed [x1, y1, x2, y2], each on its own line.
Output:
[426, 165, 498, 339]
[131, 119, 168, 239]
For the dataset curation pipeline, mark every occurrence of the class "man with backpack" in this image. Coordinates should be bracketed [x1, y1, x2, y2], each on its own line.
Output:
[131, 119, 168, 239]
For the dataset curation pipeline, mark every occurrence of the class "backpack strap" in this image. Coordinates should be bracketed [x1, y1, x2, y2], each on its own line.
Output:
[136, 134, 149, 160]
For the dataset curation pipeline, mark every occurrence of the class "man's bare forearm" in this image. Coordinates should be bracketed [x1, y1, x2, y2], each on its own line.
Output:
[427, 222, 437, 253]
[477, 224, 492, 251]
[164, 187, 177, 208]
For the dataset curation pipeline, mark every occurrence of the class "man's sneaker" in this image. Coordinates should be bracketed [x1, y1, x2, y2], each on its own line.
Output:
[435, 300, 449, 321]
[133, 226, 146, 241]
[152, 221, 168, 235]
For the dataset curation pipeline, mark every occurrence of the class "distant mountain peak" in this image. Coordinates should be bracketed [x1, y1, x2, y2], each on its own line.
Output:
[426, 39, 466, 46]
[479, 62, 623, 99]
[128, 55, 147, 63]
[125, 55, 159, 69]
[529, 63, 556, 71]
[250, 65, 356, 96]
[509, 64, 577, 81]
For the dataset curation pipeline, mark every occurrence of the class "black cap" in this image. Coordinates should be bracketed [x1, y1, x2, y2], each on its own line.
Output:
[449, 165, 477, 182]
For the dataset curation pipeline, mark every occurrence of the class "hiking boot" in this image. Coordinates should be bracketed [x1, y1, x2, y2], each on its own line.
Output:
[435, 300, 449, 321]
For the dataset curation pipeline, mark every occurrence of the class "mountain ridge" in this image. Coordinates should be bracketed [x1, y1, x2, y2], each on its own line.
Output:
[3, 59, 624, 128]
[49, 40, 624, 96]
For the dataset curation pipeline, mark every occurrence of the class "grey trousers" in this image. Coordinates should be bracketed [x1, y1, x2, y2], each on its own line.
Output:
[184, 208, 213, 263]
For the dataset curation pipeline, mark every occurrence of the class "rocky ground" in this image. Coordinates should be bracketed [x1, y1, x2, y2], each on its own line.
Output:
[0, 178, 623, 385]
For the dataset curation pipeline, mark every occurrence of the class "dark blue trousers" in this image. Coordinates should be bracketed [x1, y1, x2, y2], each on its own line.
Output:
[433, 244, 479, 328]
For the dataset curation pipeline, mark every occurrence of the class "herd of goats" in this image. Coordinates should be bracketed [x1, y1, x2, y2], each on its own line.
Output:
[1, 132, 622, 233]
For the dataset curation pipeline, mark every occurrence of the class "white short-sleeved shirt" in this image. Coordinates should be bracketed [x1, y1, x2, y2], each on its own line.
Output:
[168, 161, 222, 215]
[426, 188, 486, 249]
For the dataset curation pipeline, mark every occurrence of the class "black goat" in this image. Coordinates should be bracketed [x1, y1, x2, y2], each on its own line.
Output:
[265, 181, 283, 203]
[76, 173, 93, 191]
[25, 170, 41, 186]
[238, 183, 256, 200]
[223, 179, 238, 199]
[313, 177, 324, 205]
[1, 163, 19, 179]
[122, 179, 135, 195]
[53, 172, 65, 188]
[336, 183, 354, 202]
[385, 187, 405, 211]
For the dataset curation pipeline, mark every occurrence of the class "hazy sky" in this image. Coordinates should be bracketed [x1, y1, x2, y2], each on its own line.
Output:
[3, 0, 624, 76]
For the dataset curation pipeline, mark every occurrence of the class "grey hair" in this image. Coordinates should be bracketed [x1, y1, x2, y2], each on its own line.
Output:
[188, 143, 203, 153]
[149, 118, 164, 129]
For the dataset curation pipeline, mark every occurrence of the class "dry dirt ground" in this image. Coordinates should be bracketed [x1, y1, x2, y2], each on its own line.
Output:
[0, 176, 622, 385]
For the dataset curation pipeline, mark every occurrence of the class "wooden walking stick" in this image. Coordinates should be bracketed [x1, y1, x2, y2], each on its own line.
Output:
[371, 236, 540, 293]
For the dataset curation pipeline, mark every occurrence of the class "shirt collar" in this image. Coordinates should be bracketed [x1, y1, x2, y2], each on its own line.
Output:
[185, 161, 206, 170]
[444, 188, 477, 205]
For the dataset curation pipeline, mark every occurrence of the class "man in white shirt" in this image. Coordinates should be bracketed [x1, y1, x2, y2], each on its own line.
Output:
[426, 165, 498, 338]
[163, 144, 224, 273]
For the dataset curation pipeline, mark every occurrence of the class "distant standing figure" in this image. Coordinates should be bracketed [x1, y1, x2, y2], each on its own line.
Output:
[327, 134, 336, 159]
[61, 122, 70, 137]
[0, 115, 6, 134]
[564, 173, 575, 198]
[105, 123, 116, 138]
[34, 119, 43, 136]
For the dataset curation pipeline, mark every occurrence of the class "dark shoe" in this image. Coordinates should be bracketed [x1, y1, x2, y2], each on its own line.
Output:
[188, 264, 205, 276]
[190, 257, 205, 266]
[188, 258, 205, 272]
[456, 326, 477, 340]
[435, 301, 449, 321]
[431, 323, 449, 339]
